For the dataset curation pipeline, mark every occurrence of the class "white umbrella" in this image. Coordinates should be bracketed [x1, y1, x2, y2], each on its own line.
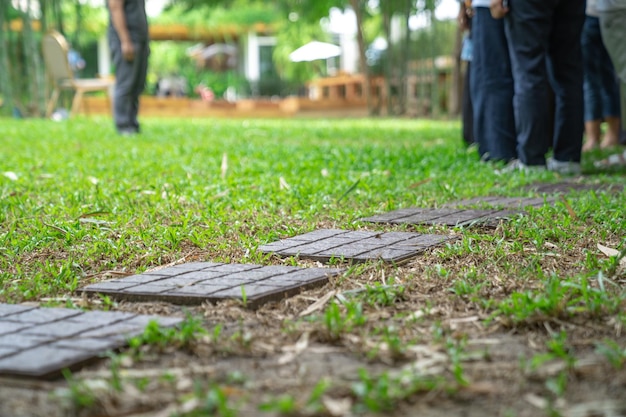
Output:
[289, 41, 341, 62]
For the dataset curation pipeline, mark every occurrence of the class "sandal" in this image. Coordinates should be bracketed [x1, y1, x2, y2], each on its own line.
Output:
[594, 150, 626, 168]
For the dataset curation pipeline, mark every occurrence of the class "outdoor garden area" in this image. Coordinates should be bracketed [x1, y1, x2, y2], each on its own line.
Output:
[1, 115, 625, 417]
[1, 1, 626, 417]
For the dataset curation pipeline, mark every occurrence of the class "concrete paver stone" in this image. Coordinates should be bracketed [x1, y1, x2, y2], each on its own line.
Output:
[80, 263, 344, 308]
[258, 229, 453, 264]
[523, 181, 621, 194]
[0, 304, 182, 379]
[362, 196, 563, 228]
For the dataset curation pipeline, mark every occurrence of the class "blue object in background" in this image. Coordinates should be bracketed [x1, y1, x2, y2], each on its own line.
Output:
[461, 33, 473, 62]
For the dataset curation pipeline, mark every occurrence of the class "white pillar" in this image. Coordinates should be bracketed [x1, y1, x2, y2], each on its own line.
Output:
[98, 35, 111, 77]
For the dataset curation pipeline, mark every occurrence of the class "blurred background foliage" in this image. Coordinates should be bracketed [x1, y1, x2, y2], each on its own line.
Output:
[0, 0, 455, 116]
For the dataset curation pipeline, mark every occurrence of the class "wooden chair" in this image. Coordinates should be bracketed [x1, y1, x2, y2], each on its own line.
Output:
[42, 30, 113, 117]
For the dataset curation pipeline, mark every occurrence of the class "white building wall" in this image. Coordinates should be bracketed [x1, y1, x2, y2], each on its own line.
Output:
[328, 7, 358, 74]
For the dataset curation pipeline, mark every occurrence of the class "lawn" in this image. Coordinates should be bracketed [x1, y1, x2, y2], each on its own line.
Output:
[1, 116, 625, 417]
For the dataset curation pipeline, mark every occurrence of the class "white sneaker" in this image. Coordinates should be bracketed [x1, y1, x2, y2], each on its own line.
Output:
[546, 157, 582, 176]
[495, 159, 546, 175]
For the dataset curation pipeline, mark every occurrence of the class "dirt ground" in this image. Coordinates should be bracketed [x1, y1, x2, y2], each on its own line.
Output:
[2, 222, 626, 417]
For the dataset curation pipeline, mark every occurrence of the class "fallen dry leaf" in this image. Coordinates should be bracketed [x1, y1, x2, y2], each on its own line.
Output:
[322, 396, 352, 416]
[3, 171, 18, 181]
[597, 243, 626, 266]
[299, 290, 337, 317]
[221, 153, 228, 179]
[279, 176, 291, 190]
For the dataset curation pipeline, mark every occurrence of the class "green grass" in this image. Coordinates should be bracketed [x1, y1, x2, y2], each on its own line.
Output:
[2, 116, 626, 416]
[0, 116, 487, 301]
[0, 116, 624, 301]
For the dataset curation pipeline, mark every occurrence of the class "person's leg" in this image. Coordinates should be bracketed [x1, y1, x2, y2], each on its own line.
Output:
[593, 11, 626, 167]
[596, 18, 622, 148]
[109, 35, 135, 132]
[129, 40, 150, 132]
[474, 7, 516, 161]
[462, 61, 475, 146]
[470, 8, 516, 161]
[602, 116, 621, 147]
[547, 0, 585, 163]
[599, 10, 626, 125]
[581, 16, 604, 151]
[505, 0, 556, 166]
[469, 13, 489, 160]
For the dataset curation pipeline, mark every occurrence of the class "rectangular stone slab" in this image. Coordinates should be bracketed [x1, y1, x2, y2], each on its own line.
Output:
[362, 206, 528, 228]
[0, 304, 182, 379]
[448, 196, 556, 209]
[79, 263, 344, 309]
[524, 182, 621, 194]
[259, 229, 453, 265]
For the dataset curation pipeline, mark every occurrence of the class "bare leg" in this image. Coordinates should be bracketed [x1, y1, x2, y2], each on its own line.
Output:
[583, 119, 601, 151]
[600, 116, 621, 148]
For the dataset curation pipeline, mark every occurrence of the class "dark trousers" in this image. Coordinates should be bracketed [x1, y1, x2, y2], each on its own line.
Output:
[504, 0, 585, 165]
[109, 37, 149, 132]
[470, 7, 516, 161]
[581, 16, 620, 122]
[462, 62, 474, 146]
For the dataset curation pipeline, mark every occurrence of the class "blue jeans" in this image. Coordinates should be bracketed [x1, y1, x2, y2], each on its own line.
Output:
[581, 16, 620, 122]
[470, 7, 516, 161]
[505, 0, 585, 165]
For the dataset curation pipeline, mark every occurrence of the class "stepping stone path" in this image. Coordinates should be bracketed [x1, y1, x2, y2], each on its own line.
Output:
[445, 196, 556, 209]
[4, 180, 615, 381]
[80, 262, 343, 308]
[258, 229, 453, 264]
[523, 181, 621, 194]
[0, 304, 181, 378]
[362, 196, 556, 228]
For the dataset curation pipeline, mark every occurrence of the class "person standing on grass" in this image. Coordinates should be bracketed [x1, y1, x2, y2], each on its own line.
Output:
[107, 0, 149, 135]
[594, 0, 626, 167]
[490, 0, 586, 175]
[457, 0, 474, 147]
[581, 0, 621, 152]
[468, 0, 517, 163]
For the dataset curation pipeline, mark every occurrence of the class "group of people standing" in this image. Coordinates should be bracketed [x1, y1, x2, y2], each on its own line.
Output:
[460, 0, 626, 172]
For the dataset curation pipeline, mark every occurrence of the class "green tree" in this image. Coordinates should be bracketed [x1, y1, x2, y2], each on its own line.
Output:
[0, 1, 15, 115]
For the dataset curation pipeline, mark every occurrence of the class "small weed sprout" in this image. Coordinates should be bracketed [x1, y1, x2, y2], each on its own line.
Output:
[595, 339, 626, 369]
[258, 378, 330, 415]
[240, 285, 247, 307]
[128, 314, 207, 354]
[351, 368, 443, 413]
[445, 337, 469, 387]
[61, 369, 97, 411]
[258, 394, 298, 414]
[322, 300, 367, 341]
[196, 384, 239, 417]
